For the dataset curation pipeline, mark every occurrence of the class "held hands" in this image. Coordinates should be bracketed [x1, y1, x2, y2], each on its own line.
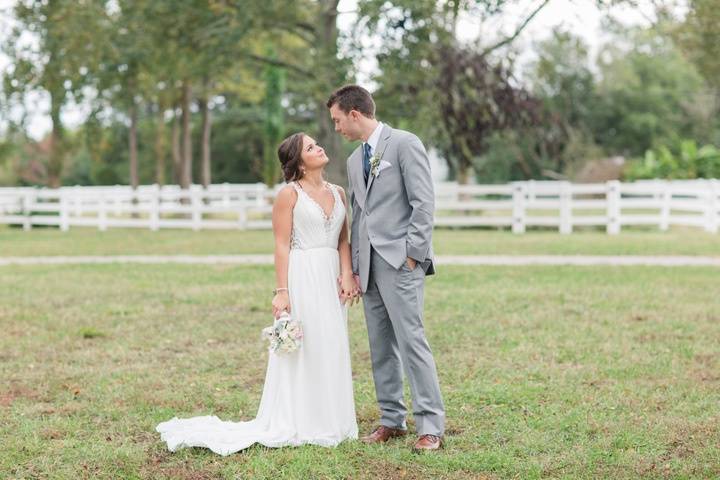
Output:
[337, 273, 362, 307]
[272, 291, 290, 318]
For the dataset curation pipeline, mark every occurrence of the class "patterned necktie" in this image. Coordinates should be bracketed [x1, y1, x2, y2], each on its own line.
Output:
[362, 143, 372, 184]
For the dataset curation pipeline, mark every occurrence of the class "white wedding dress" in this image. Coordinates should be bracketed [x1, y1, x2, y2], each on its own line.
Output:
[156, 182, 358, 455]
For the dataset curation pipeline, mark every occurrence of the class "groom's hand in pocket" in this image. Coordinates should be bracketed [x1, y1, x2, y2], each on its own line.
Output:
[406, 257, 417, 270]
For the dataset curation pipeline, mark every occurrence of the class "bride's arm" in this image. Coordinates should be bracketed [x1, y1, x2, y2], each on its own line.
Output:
[337, 187, 358, 305]
[271, 185, 296, 317]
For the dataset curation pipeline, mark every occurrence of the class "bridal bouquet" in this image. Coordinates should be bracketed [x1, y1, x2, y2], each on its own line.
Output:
[261, 312, 303, 354]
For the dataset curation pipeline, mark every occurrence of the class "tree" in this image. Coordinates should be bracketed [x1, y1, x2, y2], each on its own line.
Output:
[675, 0, 720, 96]
[524, 28, 603, 178]
[436, 45, 543, 183]
[109, 0, 149, 189]
[673, 0, 720, 144]
[241, 0, 351, 185]
[356, 0, 552, 183]
[589, 21, 706, 156]
[2, 1, 107, 186]
[262, 49, 286, 187]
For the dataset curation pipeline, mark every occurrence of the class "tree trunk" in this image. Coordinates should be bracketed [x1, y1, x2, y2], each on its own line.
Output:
[315, 0, 347, 187]
[180, 80, 193, 189]
[199, 94, 212, 188]
[129, 103, 139, 189]
[47, 88, 65, 188]
[316, 99, 345, 185]
[171, 108, 181, 184]
[457, 165, 470, 185]
[155, 102, 167, 186]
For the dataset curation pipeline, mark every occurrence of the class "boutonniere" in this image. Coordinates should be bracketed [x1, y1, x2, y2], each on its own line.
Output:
[370, 152, 383, 177]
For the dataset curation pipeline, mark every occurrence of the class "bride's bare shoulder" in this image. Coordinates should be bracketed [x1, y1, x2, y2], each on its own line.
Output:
[274, 183, 299, 207]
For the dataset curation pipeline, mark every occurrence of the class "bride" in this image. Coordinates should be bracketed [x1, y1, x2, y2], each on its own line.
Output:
[156, 133, 360, 455]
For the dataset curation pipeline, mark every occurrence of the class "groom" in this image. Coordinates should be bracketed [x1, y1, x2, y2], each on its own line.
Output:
[327, 85, 445, 452]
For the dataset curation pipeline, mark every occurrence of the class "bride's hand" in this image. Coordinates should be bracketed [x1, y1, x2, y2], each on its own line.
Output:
[272, 291, 290, 318]
[339, 274, 358, 306]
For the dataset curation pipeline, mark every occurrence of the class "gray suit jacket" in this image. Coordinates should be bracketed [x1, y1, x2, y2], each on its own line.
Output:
[347, 124, 435, 292]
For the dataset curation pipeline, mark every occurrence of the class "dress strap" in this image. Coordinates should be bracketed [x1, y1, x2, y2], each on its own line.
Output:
[325, 182, 339, 199]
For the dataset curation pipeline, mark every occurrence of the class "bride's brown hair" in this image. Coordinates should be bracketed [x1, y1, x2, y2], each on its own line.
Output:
[277, 132, 305, 182]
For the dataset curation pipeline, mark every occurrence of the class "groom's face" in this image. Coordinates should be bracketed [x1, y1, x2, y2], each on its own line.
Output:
[329, 104, 361, 141]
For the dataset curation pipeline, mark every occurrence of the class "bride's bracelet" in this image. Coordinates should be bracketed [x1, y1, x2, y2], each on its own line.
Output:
[273, 288, 288, 295]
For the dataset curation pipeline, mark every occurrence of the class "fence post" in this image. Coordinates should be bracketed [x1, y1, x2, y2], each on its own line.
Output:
[606, 180, 621, 235]
[512, 182, 526, 234]
[653, 178, 663, 201]
[238, 190, 248, 230]
[98, 194, 108, 231]
[57, 191, 69, 231]
[705, 179, 718, 233]
[191, 186, 201, 231]
[113, 188, 121, 215]
[149, 184, 160, 231]
[659, 180, 670, 231]
[222, 182, 230, 207]
[559, 181, 572, 234]
[72, 186, 81, 217]
[22, 191, 32, 231]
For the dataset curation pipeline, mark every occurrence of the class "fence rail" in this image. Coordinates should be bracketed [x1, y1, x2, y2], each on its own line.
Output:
[0, 180, 718, 234]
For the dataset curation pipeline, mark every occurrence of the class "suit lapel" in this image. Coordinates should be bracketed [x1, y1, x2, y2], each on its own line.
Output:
[349, 147, 366, 209]
[365, 124, 392, 196]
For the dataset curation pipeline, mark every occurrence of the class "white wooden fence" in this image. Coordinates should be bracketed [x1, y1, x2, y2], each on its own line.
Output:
[434, 179, 720, 234]
[0, 179, 718, 234]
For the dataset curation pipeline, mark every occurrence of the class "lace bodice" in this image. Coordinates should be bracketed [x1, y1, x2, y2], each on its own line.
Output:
[290, 182, 345, 250]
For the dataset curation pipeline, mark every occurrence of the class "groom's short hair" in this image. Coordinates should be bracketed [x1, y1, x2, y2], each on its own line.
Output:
[326, 85, 375, 118]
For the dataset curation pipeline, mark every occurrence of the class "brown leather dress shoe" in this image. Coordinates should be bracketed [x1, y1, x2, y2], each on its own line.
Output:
[361, 425, 408, 444]
[413, 434, 442, 452]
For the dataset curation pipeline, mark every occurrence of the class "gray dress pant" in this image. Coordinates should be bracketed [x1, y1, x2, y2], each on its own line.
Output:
[362, 248, 445, 436]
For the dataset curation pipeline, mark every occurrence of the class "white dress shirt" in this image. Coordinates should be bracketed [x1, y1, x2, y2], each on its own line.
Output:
[364, 122, 384, 156]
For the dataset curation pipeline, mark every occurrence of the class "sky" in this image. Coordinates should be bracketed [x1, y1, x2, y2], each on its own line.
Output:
[0, 0, 678, 140]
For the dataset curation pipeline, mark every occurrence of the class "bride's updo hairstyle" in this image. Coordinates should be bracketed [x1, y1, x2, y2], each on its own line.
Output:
[277, 132, 306, 182]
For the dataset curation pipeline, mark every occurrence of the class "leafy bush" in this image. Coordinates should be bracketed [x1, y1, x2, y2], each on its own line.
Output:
[624, 140, 720, 179]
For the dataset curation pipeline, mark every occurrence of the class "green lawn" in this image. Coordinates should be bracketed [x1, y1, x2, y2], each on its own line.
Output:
[1, 263, 718, 479]
[1, 225, 718, 257]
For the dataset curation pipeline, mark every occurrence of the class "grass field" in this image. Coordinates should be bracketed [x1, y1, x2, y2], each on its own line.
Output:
[2, 253, 719, 478]
[1, 225, 719, 257]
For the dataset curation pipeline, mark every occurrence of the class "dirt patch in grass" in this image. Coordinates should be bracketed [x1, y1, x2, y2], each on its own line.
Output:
[141, 466, 221, 480]
[0, 384, 41, 407]
[142, 452, 221, 480]
[40, 428, 65, 440]
[668, 420, 719, 453]
[691, 369, 720, 382]
[358, 458, 494, 480]
[636, 419, 720, 477]
[690, 353, 720, 382]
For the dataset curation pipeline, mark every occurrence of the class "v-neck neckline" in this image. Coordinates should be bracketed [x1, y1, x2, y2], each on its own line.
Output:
[296, 181, 336, 221]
